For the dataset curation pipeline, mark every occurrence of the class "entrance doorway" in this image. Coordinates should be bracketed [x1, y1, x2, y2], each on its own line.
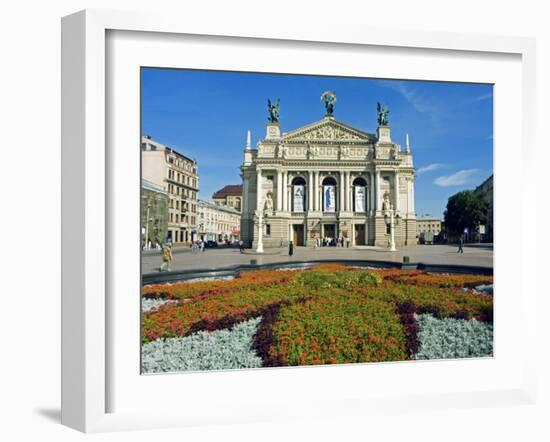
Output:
[355, 224, 366, 245]
[292, 224, 304, 246]
[323, 224, 336, 246]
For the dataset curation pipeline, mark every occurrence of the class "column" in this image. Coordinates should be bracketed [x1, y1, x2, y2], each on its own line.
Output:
[276, 170, 282, 211]
[282, 171, 287, 212]
[340, 172, 345, 212]
[243, 176, 249, 214]
[308, 170, 314, 211]
[394, 171, 400, 212]
[318, 172, 323, 211]
[410, 178, 415, 215]
[314, 171, 319, 211]
[346, 171, 353, 212]
[256, 169, 262, 211]
[375, 170, 381, 212]
[406, 178, 411, 214]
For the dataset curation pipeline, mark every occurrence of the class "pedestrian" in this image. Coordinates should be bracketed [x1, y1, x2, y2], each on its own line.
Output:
[191, 241, 198, 254]
[280, 238, 284, 249]
[200, 240, 205, 253]
[239, 239, 244, 253]
[160, 243, 173, 272]
[288, 240, 294, 256]
[346, 237, 350, 248]
[457, 234, 464, 253]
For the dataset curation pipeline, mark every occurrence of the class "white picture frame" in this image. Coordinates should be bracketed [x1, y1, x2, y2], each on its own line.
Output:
[61, 9, 537, 433]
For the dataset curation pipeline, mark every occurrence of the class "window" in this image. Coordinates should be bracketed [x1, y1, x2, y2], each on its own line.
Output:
[266, 224, 271, 235]
[321, 177, 337, 212]
[352, 177, 367, 212]
[289, 176, 307, 212]
[383, 175, 390, 181]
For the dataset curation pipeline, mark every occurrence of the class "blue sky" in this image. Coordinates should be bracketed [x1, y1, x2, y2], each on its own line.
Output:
[141, 68, 493, 218]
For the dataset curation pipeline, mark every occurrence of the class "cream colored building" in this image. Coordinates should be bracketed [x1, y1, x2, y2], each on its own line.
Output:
[198, 199, 241, 242]
[416, 217, 442, 236]
[141, 135, 199, 244]
[240, 96, 416, 248]
[212, 184, 243, 212]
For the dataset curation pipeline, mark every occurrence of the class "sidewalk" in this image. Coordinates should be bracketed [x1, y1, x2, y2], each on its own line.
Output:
[142, 244, 239, 256]
[142, 243, 493, 274]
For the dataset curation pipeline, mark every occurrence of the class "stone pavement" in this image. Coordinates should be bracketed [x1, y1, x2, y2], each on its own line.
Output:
[142, 244, 493, 274]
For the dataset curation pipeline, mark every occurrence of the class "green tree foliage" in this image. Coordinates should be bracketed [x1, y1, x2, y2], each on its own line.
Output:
[444, 190, 487, 235]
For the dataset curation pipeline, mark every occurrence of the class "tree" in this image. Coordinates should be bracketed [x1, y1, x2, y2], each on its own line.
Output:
[443, 190, 488, 236]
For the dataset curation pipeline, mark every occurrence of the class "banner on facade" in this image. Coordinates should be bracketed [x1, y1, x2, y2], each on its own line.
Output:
[355, 186, 366, 212]
[293, 185, 305, 212]
[324, 185, 336, 212]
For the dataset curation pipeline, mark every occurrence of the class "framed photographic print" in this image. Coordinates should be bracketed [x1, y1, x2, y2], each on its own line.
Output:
[61, 9, 537, 433]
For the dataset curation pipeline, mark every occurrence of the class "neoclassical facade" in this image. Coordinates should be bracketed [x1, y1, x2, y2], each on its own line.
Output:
[240, 98, 416, 248]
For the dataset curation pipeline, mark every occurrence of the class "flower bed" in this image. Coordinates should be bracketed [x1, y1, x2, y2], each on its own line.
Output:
[142, 317, 263, 373]
[142, 269, 297, 302]
[381, 270, 493, 289]
[141, 265, 494, 370]
[414, 314, 493, 360]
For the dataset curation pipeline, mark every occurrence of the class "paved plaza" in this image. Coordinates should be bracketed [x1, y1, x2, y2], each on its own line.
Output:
[142, 243, 493, 274]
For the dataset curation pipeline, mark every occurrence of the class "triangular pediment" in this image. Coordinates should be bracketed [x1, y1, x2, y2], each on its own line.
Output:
[281, 117, 374, 143]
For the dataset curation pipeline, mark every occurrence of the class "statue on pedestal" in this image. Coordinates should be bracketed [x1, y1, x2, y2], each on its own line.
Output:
[320, 91, 337, 116]
[377, 102, 390, 126]
[267, 98, 280, 123]
[382, 192, 393, 216]
[264, 192, 274, 213]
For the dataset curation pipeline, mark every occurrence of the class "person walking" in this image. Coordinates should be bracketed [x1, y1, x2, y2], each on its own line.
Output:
[238, 239, 244, 253]
[200, 240, 205, 253]
[457, 234, 464, 253]
[160, 243, 173, 272]
[288, 240, 294, 256]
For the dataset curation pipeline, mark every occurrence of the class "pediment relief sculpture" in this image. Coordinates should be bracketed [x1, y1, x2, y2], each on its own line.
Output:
[283, 121, 371, 142]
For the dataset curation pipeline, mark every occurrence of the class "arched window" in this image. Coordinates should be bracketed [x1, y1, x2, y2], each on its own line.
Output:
[352, 177, 367, 212]
[291, 176, 306, 212]
[322, 177, 337, 212]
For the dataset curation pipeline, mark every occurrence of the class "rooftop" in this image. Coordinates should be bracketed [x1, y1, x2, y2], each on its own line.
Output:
[212, 184, 243, 198]
[198, 199, 241, 215]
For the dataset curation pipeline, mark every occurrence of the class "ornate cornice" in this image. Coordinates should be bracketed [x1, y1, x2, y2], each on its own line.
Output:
[281, 117, 375, 142]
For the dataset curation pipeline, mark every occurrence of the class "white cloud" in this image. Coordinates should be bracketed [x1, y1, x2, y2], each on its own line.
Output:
[465, 92, 493, 104]
[434, 169, 478, 187]
[380, 81, 439, 114]
[417, 163, 446, 176]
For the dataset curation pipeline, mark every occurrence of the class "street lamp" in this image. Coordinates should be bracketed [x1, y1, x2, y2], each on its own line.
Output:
[388, 210, 397, 252]
[254, 209, 264, 253]
[144, 202, 151, 249]
[383, 192, 398, 252]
